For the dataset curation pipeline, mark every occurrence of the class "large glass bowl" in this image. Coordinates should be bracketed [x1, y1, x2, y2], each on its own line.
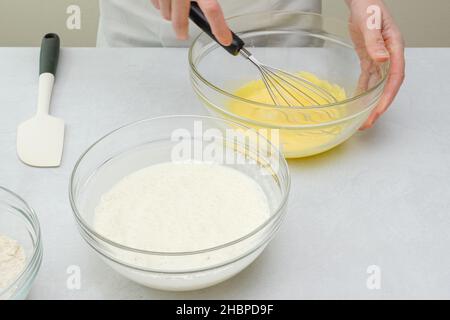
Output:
[0, 187, 42, 300]
[70, 115, 290, 291]
[189, 11, 389, 158]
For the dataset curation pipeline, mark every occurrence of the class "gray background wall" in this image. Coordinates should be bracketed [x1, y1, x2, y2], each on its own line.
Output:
[0, 0, 449, 47]
[0, 0, 99, 47]
[322, 0, 450, 47]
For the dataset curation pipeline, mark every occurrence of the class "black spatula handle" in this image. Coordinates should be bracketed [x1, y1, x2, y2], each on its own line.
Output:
[40, 33, 60, 76]
[189, 2, 244, 56]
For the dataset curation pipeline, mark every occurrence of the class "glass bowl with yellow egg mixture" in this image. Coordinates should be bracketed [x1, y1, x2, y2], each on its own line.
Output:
[70, 115, 290, 291]
[189, 11, 389, 158]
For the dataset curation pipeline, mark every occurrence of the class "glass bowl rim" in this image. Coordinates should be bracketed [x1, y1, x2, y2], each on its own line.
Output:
[188, 10, 389, 110]
[0, 186, 43, 298]
[69, 114, 291, 257]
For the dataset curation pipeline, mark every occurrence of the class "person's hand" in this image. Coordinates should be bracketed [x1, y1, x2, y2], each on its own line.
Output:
[346, 0, 405, 130]
[151, 0, 232, 45]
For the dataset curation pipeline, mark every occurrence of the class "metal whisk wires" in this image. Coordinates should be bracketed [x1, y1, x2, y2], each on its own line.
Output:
[240, 48, 338, 107]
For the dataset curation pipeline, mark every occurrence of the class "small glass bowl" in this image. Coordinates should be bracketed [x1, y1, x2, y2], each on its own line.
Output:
[189, 11, 389, 158]
[70, 115, 290, 291]
[0, 187, 42, 300]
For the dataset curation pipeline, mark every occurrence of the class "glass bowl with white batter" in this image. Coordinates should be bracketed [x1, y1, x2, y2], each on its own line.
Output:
[70, 115, 290, 291]
[0, 187, 42, 300]
[189, 11, 389, 158]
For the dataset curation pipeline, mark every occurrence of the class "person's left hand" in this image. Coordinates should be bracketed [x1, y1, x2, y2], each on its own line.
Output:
[346, 0, 405, 130]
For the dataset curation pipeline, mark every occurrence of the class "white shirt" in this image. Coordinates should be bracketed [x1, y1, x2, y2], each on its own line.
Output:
[97, 0, 321, 47]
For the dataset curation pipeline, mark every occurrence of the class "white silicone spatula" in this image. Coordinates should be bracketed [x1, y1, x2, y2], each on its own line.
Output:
[17, 33, 65, 167]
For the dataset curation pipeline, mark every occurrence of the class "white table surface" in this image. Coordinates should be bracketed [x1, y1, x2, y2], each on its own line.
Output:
[1, 48, 450, 300]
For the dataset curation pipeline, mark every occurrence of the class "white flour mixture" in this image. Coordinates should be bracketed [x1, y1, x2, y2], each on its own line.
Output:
[0, 235, 26, 290]
[94, 162, 270, 252]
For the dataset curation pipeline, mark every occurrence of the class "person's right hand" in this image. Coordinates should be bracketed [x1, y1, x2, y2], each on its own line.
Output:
[151, 0, 232, 45]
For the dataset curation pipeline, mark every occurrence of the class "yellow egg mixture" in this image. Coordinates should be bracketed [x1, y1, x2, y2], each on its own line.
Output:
[228, 72, 348, 158]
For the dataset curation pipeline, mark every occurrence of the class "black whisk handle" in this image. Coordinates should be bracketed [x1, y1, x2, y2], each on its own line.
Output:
[189, 2, 245, 56]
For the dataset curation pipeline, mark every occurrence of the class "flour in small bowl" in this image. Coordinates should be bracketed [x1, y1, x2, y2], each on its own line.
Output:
[94, 162, 270, 252]
[0, 235, 26, 290]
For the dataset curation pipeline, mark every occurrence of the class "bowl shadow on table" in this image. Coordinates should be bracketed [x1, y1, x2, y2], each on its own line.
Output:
[287, 143, 351, 170]
[286, 126, 383, 170]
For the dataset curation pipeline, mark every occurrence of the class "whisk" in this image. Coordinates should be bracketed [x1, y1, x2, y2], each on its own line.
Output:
[189, 3, 338, 107]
